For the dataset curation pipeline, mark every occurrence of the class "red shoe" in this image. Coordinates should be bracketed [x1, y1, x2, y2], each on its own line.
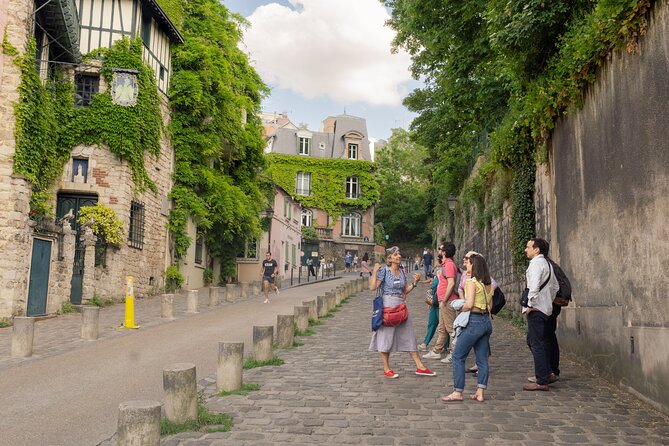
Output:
[415, 368, 436, 376]
[384, 370, 399, 379]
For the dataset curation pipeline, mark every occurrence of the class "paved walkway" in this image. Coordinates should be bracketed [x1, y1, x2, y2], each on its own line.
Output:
[163, 283, 669, 446]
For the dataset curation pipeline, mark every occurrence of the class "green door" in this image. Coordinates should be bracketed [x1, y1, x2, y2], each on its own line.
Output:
[56, 194, 98, 305]
[27, 239, 52, 316]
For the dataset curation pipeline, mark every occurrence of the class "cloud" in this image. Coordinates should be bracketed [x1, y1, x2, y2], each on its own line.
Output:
[242, 0, 413, 106]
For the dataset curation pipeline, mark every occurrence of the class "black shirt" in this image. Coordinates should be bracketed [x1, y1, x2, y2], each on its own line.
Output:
[262, 259, 278, 276]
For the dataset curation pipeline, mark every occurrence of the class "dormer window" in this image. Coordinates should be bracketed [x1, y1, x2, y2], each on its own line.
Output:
[347, 143, 358, 160]
[299, 137, 311, 155]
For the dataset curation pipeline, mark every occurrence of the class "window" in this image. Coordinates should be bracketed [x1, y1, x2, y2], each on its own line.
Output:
[141, 13, 152, 46]
[291, 243, 296, 265]
[347, 143, 359, 160]
[74, 74, 99, 107]
[236, 239, 258, 260]
[194, 229, 204, 265]
[72, 158, 89, 183]
[301, 209, 313, 227]
[298, 137, 311, 155]
[345, 176, 359, 199]
[342, 212, 361, 237]
[283, 201, 292, 219]
[296, 172, 311, 196]
[128, 201, 145, 249]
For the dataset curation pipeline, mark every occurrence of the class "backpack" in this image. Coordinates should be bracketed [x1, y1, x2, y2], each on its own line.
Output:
[490, 287, 506, 315]
[548, 258, 572, 306]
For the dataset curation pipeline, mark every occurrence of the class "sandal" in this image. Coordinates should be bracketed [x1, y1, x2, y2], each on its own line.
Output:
[441, 393, 464, 402]
[470, 393, 484, 402]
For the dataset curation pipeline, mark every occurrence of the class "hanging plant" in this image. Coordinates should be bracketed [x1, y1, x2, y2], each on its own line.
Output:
[77, 204, 125, 246]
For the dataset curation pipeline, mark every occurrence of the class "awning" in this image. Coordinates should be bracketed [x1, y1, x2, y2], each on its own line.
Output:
[35, 0, 83, 64]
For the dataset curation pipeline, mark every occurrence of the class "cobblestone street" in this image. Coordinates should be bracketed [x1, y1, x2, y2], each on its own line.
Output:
[163, 283, 669, 446]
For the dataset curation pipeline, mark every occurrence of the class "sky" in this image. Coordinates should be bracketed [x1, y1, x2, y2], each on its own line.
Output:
[221, 0, 420, 141]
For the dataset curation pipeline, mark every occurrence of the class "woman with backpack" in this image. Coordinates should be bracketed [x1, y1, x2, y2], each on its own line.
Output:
[369, 246, 437, 379]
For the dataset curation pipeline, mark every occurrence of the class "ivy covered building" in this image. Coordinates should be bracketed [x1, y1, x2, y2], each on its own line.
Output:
[263, 112, 379, 269]
[0, 0, 183, 318]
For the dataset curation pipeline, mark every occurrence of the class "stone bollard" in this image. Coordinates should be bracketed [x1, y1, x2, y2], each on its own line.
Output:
[294, 306, 309, 333]
[161, 294, 174, 319]
[117, 400, 161, 446]
[163, 363, 197, 424]
[11, 317, 35, 358]
[186, 290, 199, 314]
[240, 282, 249, 299]
[326, 294, 337, 312]
[358, 277, 365, 292]
[316, 295, 328, 318]
[276, 314, 294, 349]
[225, 283, 236, 303]
[334, 288, 343, 305]
[252, 281, 261, 297]
[81, 306, 100, 340]
[217, 342, 244, 392]
[253, 326, 274, 361]
[209, 287, 221, 307]
[302, 300, 318, 321]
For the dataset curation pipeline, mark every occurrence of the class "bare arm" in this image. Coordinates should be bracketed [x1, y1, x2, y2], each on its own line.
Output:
[369, 263, 382, 291]
[461, 280, 477, 312]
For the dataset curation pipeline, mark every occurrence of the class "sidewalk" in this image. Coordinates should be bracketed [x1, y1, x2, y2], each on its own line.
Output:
[163, 283, 669, 445]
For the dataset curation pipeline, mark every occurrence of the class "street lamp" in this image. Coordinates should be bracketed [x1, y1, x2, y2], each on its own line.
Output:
[447, 195, 457, 241]
[264, 206, 274, 252]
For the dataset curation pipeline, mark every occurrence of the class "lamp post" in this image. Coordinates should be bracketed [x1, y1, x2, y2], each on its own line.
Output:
[264, 206, 274, 252]
[447, 195, 457, 242]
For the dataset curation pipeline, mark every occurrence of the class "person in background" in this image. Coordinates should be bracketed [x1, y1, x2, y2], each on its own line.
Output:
[353, 254, 359, 273]
[307, 256, 316, 277]
[360, 252, 371, 277]
[442, 253, 494, 402]
[260, 252, 279, 303]
[422, 248, 434, 279]
[418, 255, 442, 351]
[345, 252, 352, 273]
[318, 255, 325, 278]
[369, 246, 436, 379]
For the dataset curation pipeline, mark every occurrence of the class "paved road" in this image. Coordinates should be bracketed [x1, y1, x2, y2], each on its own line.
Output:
[0, 277, 344, 446]
[161, 283, 669, 446]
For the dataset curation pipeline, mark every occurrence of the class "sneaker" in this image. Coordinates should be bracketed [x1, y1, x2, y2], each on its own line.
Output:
[263, 299, 270, 304]
[275, 287, 280, 295]
[422, 351, 442, 360]
[440, 353, 452, 364]
[415, 368, 437, 377]
[384, 370, 399, 379]
[417, 343, 428, 351]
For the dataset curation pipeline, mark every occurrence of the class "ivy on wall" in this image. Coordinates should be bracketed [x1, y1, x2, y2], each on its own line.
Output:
[155, 0, 184, 27]
[13, 38, 163, 215]
[266, 154, 379, 223]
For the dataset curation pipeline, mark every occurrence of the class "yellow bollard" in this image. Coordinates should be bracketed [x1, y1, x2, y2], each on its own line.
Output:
[123, 276, 140, 329]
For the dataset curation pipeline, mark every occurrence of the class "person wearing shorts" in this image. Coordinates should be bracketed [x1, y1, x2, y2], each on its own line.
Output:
[261, 252, 279, 303]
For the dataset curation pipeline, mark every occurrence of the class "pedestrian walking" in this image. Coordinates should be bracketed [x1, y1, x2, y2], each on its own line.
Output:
[318, 255, 325, 278]
[442, 253, 494, 402]
[422, 248, 434, 279]
[307, 257, 316, 277]
[418, 256, 442, 351]
[360, 252, 371, 277]
[345, 252, 352, 273]
[522, 238, 559, 391]
[353, 254, 359, 273]
[261, 252, 279, 303]
[369, 246, 436, 379]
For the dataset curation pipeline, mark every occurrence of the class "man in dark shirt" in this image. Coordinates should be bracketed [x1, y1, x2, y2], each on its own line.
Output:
[261, 252, 279, 303]
[422, 248, 434, 279]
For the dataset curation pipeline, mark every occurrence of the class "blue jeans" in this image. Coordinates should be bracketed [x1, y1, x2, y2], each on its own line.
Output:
[422, 306, 439, 345]
[527, 310, 550, 385]
[452, 313, 492, 391]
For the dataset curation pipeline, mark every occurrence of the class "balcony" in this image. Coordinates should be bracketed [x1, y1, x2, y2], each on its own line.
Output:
[315, 227, 333, 240]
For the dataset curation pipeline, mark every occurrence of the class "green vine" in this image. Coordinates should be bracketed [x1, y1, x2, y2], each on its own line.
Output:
[267, 154, 379, 222]
[13, 37, 163, 216]
[78, 203, 125, 246]
[2, 28, 17, 55]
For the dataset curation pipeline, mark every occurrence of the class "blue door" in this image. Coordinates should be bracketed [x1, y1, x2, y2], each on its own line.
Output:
[27, 239, 52, 316]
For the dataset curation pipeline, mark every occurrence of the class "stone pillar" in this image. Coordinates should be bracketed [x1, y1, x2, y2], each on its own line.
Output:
[80, 306, 100, 340]
[294, 306, 309, 333]
[252, 281, 261, 297]
[116, 400, 161, 446]
[11, 316, 34, 357]
[161, 294, 174, 319]
[326, 294, 336, 312]
[253, 326, 273, 361]
[240, 282, 249, 299]
[163, 363, 197, 424]
[316, 295, 328, 318]
[276, 314, 294, 349]
[186, 290, 198, 313]
[217, 342, 244, 392]
[80, 228, 97, 304]
[334, 288, 342, 305]
[225, 283, 236, 303]
[209, 286, 221, 307]
[302, 300, 317, 321]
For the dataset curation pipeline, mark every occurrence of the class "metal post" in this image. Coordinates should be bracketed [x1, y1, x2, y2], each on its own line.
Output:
[290, 267, 294, 286]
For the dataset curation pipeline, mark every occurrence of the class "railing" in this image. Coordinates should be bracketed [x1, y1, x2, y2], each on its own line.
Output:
[315, 227, 333, 239]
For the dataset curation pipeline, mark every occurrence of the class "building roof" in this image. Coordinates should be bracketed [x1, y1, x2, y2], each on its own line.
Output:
[142, 0, 184, 44]
[35, 0, 83, 63]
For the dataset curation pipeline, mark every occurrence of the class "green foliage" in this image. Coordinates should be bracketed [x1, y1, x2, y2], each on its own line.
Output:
[203, 267, 214, 286]
[243, 357, 285, 369]
[160, 393, 232, 435]
[168, 0, 270, 275]
[155, 0, 184, 27]
[497, 308, 528, 332]
[0, 318, 10, 328]
[217, 383, 261, 397]
[301, 225, 318, 241]
[60, 302, 76, 314]
[2, 29, 17, 55]
[267, 154, 378, 221]
[165, 265, 184, 292]
[292, 339, 304, 347]
[384, 0, 653, 267]
[374, 128, 432, 244]
[77, 204, 125, 246]
[13, 38, 163, 216]
[308, 319, 324, 326]
[89, 294, 115, 307]
[294, 327, 316, 336]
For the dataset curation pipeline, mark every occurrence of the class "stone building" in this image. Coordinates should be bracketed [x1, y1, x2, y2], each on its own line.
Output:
[263, 113, 377, 270]
[0, 0, 182, 318]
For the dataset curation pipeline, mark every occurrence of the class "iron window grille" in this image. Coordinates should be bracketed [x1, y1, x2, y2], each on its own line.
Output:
[74, 74, 99, 108]
[194, 230, 204, 265]
[128, 201, 145, 249]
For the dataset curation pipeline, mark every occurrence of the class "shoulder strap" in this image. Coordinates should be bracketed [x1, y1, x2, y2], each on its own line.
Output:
[538, 258, 552, 292]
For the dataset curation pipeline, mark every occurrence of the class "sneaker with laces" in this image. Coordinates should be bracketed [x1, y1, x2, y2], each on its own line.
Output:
[422, 351, 442, 359]
[263, 299, 270, 304]
[440, 353, 452, 364]
[384, 370, 399, 379]
[415, 368, 436, 376]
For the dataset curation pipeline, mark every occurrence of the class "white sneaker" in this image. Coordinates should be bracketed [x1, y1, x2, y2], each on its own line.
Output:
[263, 299, 270, 304]
[440, 353, 452, 364]
[422, 351, 442, 360]
[275, 287, 280, 295]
